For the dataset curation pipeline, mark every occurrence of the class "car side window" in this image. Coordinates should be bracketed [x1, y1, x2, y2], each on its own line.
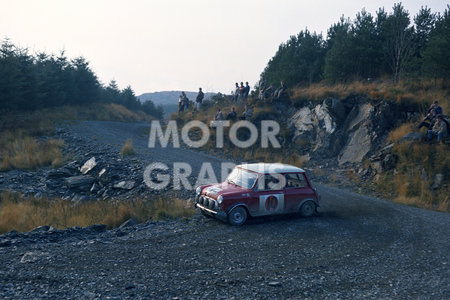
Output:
[256, 174, 285, 190]
[285, 173, 308, 188]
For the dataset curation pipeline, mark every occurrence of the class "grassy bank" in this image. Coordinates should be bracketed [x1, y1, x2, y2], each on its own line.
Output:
[290, 78, 449, 113]
[0, 103, 153, 171]
[379, 124, 449, 211]
[0, 192, 195, 234]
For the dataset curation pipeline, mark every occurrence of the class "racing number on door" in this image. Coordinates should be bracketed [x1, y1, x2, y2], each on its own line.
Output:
[265, 195, 278, 212]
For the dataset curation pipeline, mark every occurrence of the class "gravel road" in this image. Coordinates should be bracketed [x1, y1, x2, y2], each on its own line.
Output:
[0, 121, 449, 299]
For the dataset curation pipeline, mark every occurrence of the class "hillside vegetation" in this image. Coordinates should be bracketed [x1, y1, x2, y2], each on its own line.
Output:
[0, 38, 165, 172]
[263, 4, 449, 87]
[172, 4, 449, 211]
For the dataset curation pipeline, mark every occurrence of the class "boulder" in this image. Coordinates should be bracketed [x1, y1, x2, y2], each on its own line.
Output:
[289, 106, 315, 136]
[381, 154, 397, 170]
[119, 218, 138, 229]
[65, 176, 95, 190]
[113, 180, 136, 190]
[288, 101, 339, 156]
[401, 132, 423, 142]
[46, 168, 73, 179]
[80, 157, 97, 175]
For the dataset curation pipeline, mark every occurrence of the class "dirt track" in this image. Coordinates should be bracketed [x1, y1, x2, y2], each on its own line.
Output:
[0, 121, 449, 299]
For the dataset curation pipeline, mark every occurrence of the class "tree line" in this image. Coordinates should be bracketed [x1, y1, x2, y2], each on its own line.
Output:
[263, 3, 450, 87]
[0, 39, 163, 119]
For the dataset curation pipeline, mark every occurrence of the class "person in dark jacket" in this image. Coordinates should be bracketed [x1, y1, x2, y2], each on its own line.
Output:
[226, 106, 237, 121]
[243, 82, 250, 101]
[195, 87, 204, 111]
[215, 108, 224, 120]
[418, 100, 443, 129]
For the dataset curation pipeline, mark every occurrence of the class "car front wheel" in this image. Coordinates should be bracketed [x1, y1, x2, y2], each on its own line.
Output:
[228, 206, 247, 226]
[300, 201, 316, 217]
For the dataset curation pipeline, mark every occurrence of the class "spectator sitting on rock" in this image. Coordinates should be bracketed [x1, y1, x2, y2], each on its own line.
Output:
[258, 75, 267, 100]
[274, 81, 286, 100]
[226, 107, 237, 121]
[428, 100, 443, 115]
[418, 100, 443, 129]
[240, 104, 253, 120]
[427, 115, 448, 143]
[215, 108, 224, 121]
[263, 84, 274, 99]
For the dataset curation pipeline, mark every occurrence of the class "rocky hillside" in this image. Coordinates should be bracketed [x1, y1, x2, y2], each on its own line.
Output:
[287, 96, 406, 165]
[271, 94, 447, 210]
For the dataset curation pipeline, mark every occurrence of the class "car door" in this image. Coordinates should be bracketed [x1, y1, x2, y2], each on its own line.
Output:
[250, 174, 286, 216]
[284, 173, 311, 212]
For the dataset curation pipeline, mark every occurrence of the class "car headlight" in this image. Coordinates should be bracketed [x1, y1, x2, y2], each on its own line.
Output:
[217, 195, 223, 204]
[196, 186, 202, 196]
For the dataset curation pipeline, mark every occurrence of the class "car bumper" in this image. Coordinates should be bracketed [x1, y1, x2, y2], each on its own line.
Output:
[195, 203, 227, 222]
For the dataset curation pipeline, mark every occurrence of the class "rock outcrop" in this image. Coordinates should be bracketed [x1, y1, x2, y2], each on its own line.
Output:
[288, 97, 401, 166]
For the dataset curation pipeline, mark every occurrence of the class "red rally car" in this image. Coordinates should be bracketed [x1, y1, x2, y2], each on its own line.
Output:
[194, 163, 320, 225]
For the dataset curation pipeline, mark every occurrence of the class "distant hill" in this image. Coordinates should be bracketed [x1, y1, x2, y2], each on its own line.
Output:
[138, 91, 216, 106]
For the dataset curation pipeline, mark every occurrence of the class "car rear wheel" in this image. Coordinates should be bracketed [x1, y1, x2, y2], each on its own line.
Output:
[228, 206, 247, 226]
[300, 201, 316, 217]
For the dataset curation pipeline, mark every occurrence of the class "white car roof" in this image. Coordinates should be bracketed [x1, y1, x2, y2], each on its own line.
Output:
[237, 163, 305, 174]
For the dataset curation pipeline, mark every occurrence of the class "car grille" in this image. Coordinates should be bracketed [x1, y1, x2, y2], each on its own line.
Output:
[196, 195, 218, 210]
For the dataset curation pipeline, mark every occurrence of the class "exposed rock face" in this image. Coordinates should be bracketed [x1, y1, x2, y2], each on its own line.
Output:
[338, 103, 373, 165]
[288, 97, 401, 166]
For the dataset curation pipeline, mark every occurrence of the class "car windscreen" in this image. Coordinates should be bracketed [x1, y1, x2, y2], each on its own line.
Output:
[226, 168, 258, 189]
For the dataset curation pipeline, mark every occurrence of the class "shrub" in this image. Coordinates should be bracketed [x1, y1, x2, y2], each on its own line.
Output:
[121, 139, 136, 156]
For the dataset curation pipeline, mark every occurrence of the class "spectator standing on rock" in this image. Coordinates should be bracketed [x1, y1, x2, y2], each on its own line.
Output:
[195, 87, 204, 111]
[181, 92, 189, 111]
[427, 115, 448, 143]
[226, 106, 237, 121]
[244, 82, 250, 101]
[238, 82, 245, 102]
[233, 82, 239, 103]
[178, 93, 184, 113]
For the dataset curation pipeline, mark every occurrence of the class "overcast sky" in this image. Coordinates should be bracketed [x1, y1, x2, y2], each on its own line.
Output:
[1, 0, 447, 95]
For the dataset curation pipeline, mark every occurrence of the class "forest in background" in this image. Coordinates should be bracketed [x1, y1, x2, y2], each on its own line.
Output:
[263, 4, 449, 88]
[0, 39, 163, 119]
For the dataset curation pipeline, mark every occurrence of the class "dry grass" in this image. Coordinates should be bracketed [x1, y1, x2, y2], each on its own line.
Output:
[46, 103, 153, 123]
[0, 137, 64, 171]
[291, 79, 449, 113]
[377, 141, 450, 212]
[0, 192, 195, 234]
[387, 123, 416, 142]
[0, 103, 152, 171]
[120, 139, 136, 156]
